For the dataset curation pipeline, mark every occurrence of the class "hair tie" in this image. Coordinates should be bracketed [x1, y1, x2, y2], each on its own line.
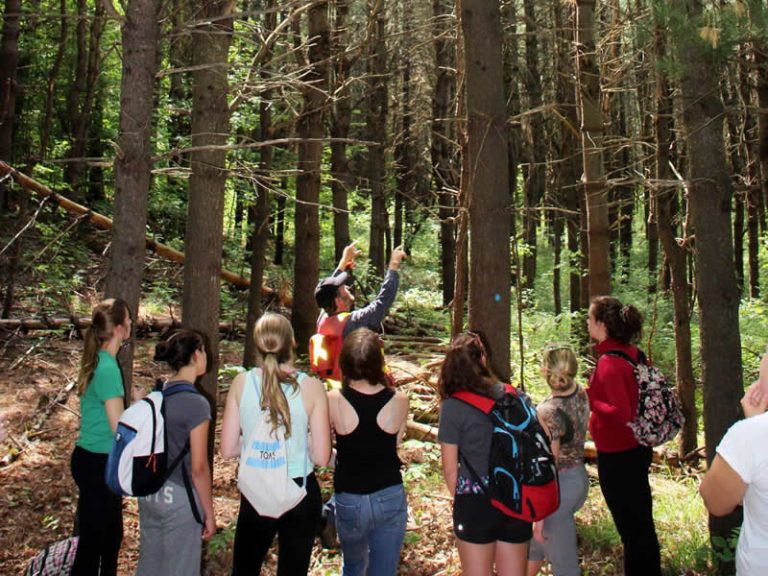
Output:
[620, 306, 629, 321]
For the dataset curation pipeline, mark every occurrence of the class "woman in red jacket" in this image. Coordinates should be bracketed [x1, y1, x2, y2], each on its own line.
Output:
[587, 296, 661, 576]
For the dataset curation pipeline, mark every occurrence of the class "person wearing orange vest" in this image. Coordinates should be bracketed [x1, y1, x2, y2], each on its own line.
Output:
[311, 243, 407, 382]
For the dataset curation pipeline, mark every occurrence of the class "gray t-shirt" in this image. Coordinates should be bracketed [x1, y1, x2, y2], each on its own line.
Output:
[438, 383, 505, 479]
[162, 381, 211, 486]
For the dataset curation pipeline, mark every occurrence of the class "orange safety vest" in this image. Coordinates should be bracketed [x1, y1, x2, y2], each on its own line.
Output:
[309, 313, 350, 382]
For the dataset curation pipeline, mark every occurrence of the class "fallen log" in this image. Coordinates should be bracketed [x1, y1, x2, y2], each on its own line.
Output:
[0, 315, 249, 335]
[0, 161, 288, 304]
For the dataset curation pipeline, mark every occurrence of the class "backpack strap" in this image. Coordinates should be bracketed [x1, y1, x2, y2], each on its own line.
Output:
[452, 384, 515, 414]
[604, 349, 647, 366]
[161, 382, 204, 525]
[451, 385, 515, 497]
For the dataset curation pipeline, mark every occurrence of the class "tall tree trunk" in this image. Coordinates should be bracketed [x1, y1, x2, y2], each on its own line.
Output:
[367, 0, 388, 276]
[575, 0, 610, 298]
[330, 0, 352, 263]
[394, 63, 411, 251]
[165, 0, 193, 241]
[739, 47, 761, 298]
[652, 11, 696, 456]
[432, 0, 456, 306]
[39, 0, 68, 163]
[725, 60, 746, 295]
[274, 182, 286, 266]
[244, 2, 276, 369]
[105, 0, 161, 390]
[460, 0, 511, 381]
[0, 0, 21, 210]
[555, 1, 582, 316]
[183, 0, 234, 461]
[64, 0, 106, 200]
[293, 2, 329, 355]
[676, 2, 743, 567]
[522, 0, 544, 293]
[748, 4, 768, 240]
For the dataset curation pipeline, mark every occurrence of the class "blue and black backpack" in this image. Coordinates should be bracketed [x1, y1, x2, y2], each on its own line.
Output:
[453, 384, 560, 522]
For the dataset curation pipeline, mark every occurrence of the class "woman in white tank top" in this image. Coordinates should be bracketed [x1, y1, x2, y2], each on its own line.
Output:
[220, 313, 331, 575]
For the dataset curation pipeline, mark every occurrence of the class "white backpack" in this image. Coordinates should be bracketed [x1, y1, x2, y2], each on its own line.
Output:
[238, 370, 308, 518]
[105, 382, 197, 497]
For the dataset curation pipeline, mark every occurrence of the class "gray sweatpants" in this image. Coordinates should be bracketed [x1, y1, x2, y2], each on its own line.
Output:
[135, 481, 204, 576]
[528, 464, 589, 576]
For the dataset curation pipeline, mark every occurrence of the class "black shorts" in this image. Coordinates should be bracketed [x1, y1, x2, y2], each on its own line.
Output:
[453, 493, 532, 544]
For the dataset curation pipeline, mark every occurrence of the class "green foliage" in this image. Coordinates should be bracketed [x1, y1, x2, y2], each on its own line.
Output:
[711, 527, 741, 567]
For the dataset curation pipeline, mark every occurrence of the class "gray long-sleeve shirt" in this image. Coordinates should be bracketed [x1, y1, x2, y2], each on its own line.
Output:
[317, 269, 400, 335]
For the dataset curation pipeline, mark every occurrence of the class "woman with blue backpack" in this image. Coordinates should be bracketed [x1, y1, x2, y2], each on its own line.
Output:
[438, 332, 533, 576]
[70, 298, 131, 575]
[587, 296, 661, 576]
[135, 329, 216, 576]
[328, 328, 410, 576]
[220, 312, 331, 575]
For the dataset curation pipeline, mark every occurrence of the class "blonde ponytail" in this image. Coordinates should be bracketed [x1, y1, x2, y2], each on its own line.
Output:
[253, 313, 299, 438]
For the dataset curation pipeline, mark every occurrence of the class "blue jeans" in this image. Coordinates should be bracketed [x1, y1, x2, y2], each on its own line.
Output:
[334, 484, 407, 576]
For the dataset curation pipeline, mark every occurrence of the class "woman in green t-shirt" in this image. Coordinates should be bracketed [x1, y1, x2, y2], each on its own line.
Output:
[70, 298, 131, 575]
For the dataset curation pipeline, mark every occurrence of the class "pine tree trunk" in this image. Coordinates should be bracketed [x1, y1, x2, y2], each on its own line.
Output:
[0, 0, 21, 210]
[39, 0, 68, 163]
[522, 0, 544, 293]
[64, 1, 106, 200]
[183, 1, 234, 434]
[676, 1, 743, 566]
[293, 3, 329, 355]
[105, 0, 161, 390]
[244, 2, 276, 369]
[432, 0, 456, 306]
[575, 0, 610, 298]
[330, 0, 352, 263]
[652, 17, 697, 456]
[460, 0, 511, 381]
[367, 1, 388, 276]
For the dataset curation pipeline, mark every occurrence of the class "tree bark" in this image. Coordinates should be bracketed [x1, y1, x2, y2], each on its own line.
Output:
[575, 0, 610, 298]
[0, 0, 21, 210]
[105, 0, 161, 389]
[460, 0, 511, 381]
[183, 0, 234, 448]
[330, 0, 352, 263]
[675, 1, 744, 566]
[432, 0, 457, 306]
[244, 1, 276, 369]
[292, 2, 329, 356]
[522, 0, 544, 293]
[64, 0, 106, 200]
[367, 0, 388, 276]
[652, 13, 696, 456]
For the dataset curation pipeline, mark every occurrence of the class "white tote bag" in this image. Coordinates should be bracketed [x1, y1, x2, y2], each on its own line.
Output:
[237, 372, 307, 518]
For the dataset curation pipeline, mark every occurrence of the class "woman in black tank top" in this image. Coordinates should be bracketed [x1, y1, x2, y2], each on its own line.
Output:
[328, 328, 409, 576]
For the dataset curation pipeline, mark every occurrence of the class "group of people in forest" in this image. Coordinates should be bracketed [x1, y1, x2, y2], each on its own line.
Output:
[64, 241, 768, 576]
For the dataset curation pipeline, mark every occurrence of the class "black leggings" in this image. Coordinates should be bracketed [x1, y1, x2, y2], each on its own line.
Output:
[597, 445, 661, 576]
[70, 446, 123, 576]
[231, 473, 322, 576]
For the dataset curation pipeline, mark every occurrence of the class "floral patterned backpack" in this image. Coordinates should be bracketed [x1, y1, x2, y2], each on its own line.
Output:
[605, 350, 684, 447]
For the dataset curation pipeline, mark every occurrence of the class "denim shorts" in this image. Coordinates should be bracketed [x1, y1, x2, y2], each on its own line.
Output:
[334, 483, 407, 576]
[453, 493, 532, 544]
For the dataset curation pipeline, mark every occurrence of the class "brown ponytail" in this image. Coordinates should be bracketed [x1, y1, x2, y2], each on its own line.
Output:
[77, 298, 131, 396]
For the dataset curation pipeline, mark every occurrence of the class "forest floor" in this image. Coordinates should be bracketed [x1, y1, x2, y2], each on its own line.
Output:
[0, 328, 714, 575]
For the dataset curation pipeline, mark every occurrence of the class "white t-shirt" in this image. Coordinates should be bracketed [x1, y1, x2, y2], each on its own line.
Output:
[717, 412, 768, 575]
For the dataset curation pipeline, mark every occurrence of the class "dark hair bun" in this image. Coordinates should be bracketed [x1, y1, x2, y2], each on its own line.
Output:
[154, 330, 205, 372]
